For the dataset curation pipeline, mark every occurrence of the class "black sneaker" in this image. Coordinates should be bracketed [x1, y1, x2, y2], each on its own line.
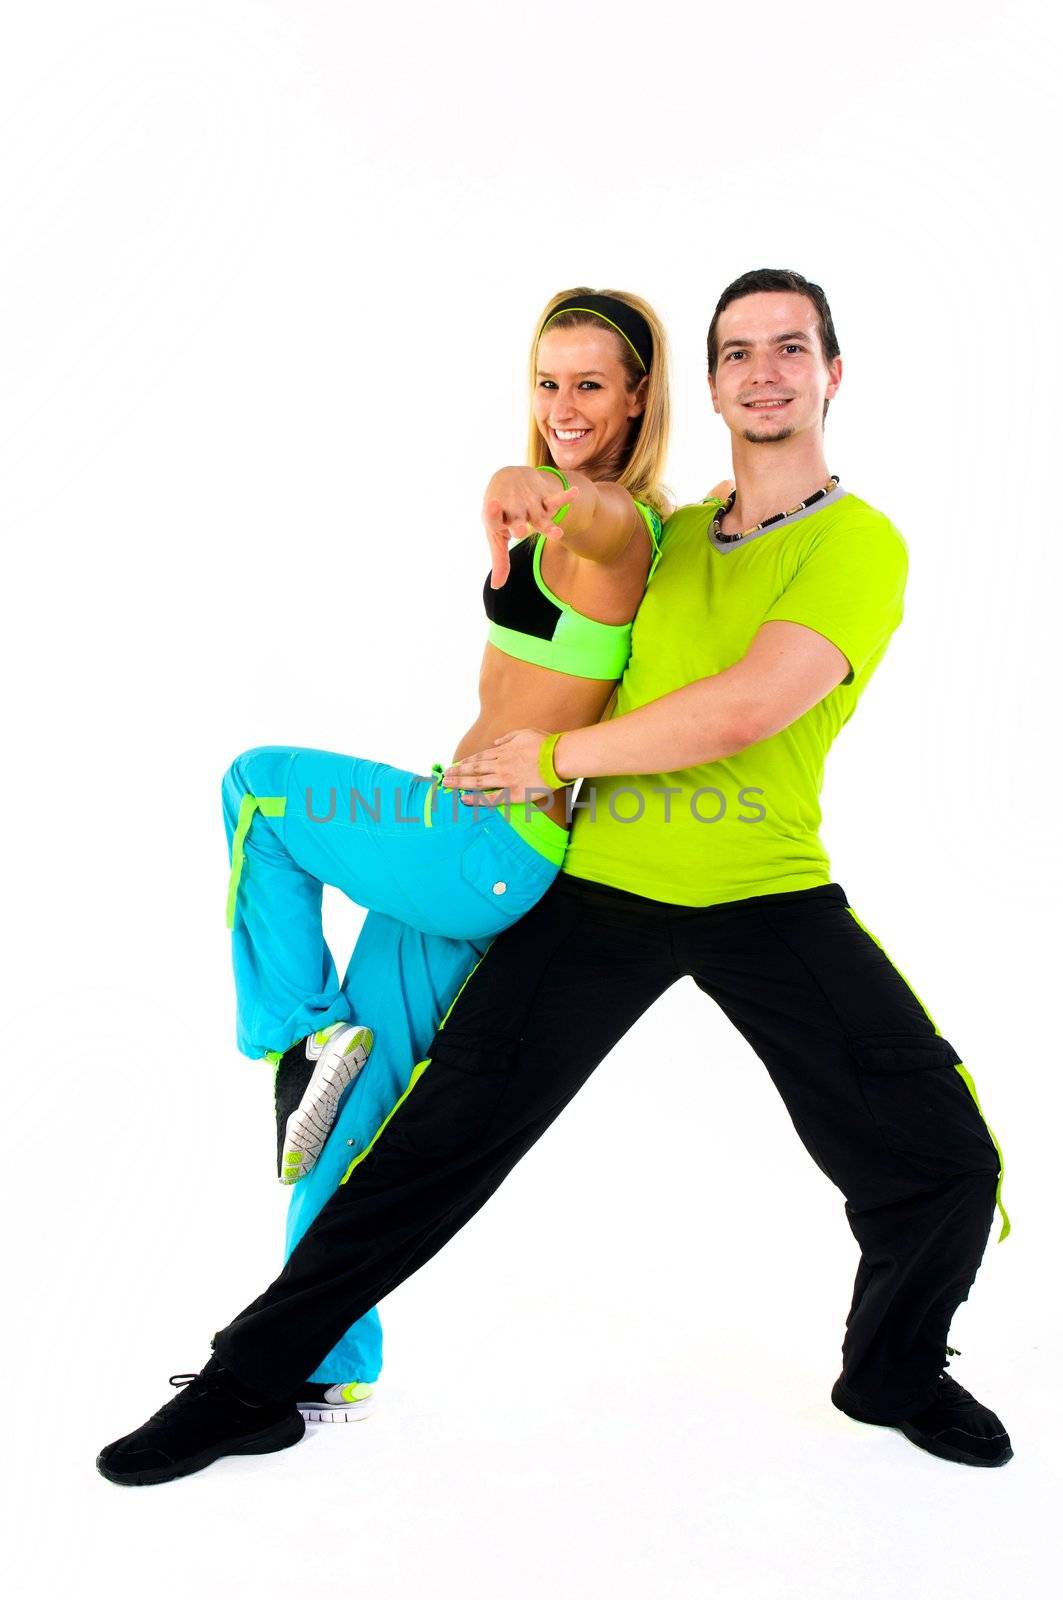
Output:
[897, 1372, 1013, 1467]
[833, 1369, 1013, 1468]
[96, 1357, 305, 1486]
[274, 1023, 374, 1185]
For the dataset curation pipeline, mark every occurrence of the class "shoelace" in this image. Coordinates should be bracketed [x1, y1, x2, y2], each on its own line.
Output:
[932, 1350, 972, 1409]
[141, 1370, 213, 1426]
[167, 1366, 274, 1415]
[159, 1370, 230, 1410]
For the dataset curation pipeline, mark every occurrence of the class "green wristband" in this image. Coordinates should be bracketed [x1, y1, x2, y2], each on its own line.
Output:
[536, 463, 570, 525]
[538, 732, 566, 790]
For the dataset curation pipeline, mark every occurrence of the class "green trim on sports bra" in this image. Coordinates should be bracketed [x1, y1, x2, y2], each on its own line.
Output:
[486, 498, 663, 680]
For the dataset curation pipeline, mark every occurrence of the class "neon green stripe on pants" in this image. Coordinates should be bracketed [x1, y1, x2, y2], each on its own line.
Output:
[847, 907, 1010, 1242]
[340, 946, 489, 1185]
[225, 794, 287, 930]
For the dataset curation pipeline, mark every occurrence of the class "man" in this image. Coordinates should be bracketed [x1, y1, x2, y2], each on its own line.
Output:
[98, 269, 1011, 1485]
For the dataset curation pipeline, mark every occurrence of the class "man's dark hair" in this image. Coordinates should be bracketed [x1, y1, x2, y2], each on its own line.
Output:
[706, 268, 840, 374]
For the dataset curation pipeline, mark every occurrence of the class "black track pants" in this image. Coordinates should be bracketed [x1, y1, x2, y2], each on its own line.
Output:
[213, 877, 1002, 1421]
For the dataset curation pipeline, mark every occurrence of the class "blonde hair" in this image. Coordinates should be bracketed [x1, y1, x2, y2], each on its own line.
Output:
[527, 286, 672, 519]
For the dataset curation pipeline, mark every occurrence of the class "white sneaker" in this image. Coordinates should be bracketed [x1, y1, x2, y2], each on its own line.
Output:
[297, 1381, 377, 1423]
[280, 1024, 374, 1186]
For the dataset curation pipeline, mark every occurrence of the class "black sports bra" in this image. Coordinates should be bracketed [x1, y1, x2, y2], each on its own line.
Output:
[482, 499, 664, 679]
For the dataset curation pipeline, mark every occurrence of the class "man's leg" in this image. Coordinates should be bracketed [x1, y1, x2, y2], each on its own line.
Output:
[213, 876, 679, 1400]
[682, 881, 1003, 1421]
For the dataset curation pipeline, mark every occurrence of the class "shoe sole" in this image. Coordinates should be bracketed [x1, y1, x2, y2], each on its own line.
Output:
[895, 1420, 1014, 1468]
[281, 1027, 374, 1185]
[297, 1397, 376, 1424]
[96, 1411, 306, 1486]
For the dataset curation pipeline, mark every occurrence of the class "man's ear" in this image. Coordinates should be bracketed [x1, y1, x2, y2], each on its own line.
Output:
[825, 354, 843, 404]
[707, 368, 722, 415]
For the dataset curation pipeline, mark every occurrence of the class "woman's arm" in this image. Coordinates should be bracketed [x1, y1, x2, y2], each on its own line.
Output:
[484, 465, 645, 588]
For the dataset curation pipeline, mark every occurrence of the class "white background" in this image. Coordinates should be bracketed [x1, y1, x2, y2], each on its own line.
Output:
[4, 2, 1061, 1596]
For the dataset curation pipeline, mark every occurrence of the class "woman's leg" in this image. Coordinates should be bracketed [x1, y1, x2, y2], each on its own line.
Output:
[283, 909, 490, 1384]
[222, 746, 350, 1058]
[224, 743, 561, 1384]
[222, 744, 553, 1060]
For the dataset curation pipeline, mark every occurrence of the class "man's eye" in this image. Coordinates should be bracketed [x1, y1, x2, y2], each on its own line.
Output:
[726, 350, 745, 361]
[783, 344, 804, 354]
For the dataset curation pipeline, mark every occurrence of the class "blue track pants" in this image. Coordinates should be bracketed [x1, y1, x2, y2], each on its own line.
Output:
[221, 745, 564, 1383]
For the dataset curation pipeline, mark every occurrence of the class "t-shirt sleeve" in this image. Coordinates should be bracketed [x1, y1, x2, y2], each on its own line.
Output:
[760, 513, 909, 686]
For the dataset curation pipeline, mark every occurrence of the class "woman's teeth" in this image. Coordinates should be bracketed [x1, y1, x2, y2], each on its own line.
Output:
[554, 428, 590, 441]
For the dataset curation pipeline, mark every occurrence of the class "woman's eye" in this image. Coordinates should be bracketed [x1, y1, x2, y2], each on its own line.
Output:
[539, 380, 558, 390]
[578, 381, 602, 390]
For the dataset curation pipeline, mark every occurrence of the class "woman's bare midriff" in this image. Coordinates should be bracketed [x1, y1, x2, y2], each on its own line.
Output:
[449, 645, 618, 828]
[445, 522, 653, 827]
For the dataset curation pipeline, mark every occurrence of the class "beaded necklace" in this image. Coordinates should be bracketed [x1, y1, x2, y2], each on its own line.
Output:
[710, 474, 840, 543]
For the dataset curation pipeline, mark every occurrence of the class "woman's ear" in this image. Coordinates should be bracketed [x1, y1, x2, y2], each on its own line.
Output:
[627, 374, 650, 420]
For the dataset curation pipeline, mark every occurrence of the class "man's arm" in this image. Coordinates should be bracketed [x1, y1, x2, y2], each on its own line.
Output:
[444, 621, 850, 796]
[552, 621, 850, 779]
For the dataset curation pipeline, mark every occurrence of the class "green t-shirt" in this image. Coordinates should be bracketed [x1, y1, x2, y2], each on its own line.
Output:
[561, 486, 909, 906]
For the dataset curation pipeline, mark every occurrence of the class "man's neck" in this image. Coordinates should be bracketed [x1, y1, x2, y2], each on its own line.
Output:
[723, 435, 832, 532]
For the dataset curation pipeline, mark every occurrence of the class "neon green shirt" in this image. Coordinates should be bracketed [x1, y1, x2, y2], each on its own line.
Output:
[561, 486, 909, 906]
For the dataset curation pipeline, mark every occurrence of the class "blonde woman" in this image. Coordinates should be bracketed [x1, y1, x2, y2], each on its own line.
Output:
[210, 289, 675, 1433]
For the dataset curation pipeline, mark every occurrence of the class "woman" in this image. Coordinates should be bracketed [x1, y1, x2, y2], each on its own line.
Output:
[220, 287, 675, 1426]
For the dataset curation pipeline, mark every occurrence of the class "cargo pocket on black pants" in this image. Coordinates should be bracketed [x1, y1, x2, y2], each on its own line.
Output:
[379, 1037, 518, 1164]
[848, 1033, 1000, 1178]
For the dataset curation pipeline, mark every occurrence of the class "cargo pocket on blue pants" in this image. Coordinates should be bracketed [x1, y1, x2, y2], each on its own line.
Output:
[849, 1033, 1000, 1177]
[456, 822, 551, 938]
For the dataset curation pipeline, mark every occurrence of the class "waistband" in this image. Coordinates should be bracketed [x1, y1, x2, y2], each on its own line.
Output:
[431, 763, 569, 868]
[555, 872, 850, 917]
